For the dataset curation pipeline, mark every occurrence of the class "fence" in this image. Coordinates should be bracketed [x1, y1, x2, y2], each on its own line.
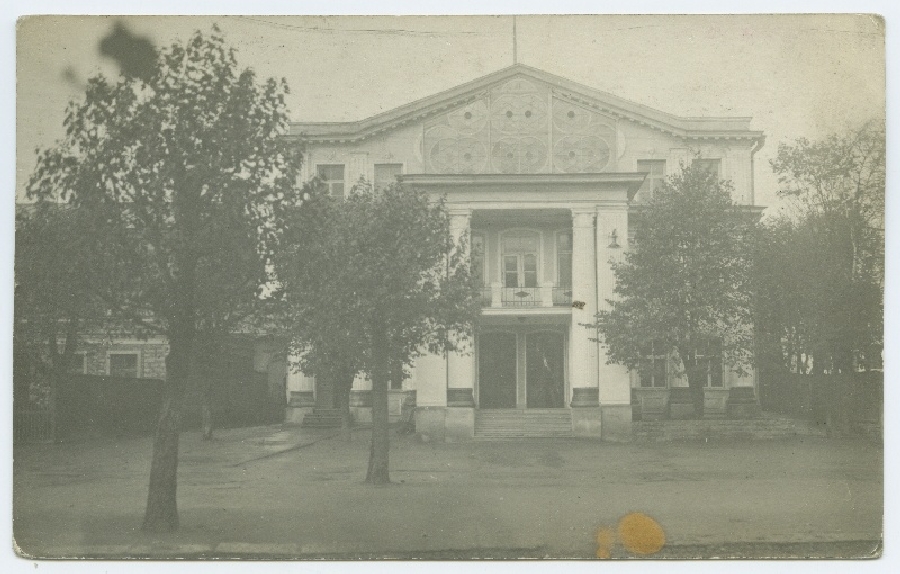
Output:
[13, 409, 54, 443]
[759, 371, 883, 438]
[14, 371, 279, 443]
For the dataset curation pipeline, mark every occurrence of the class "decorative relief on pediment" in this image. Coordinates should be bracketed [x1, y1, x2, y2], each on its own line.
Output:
[553, 135, 611, 173]
[492, 136, 548, 174]
[423, 76, 617, 174]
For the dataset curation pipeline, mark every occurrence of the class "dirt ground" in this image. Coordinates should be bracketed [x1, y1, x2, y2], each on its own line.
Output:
[12, 424, 883, 559]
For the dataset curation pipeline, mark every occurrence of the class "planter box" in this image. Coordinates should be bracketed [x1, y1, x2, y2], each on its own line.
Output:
[633, 388, 669, 420]
[727, 387, 760, 419]
[704, 388, 729, 418]
[668, 387, 696, 419]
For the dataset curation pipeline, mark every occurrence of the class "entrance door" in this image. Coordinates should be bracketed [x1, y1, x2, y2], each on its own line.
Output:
[315, 376, 335, 409]
[526, 331, 566, 408]
[478, 332, 518, 408]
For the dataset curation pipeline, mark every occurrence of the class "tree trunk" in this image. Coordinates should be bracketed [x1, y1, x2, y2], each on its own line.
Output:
[338, 374, 353, 442]
[684, 355, 705, 418]
[200, 377, 214, 440]
[366, 323, 391, 484]
[201, 403, 213, 440]
[142, 328, 192, 532]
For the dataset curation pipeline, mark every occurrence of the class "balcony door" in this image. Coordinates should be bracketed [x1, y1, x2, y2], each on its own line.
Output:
[501, 231, 539, 306]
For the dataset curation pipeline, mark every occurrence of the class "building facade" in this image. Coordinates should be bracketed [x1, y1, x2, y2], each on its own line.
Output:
[284, 65, 765, 440]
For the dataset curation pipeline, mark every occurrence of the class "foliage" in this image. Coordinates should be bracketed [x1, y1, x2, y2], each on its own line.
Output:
[25, 26, 302, 531]
[14, 204, 113, 416]
[592, 161, 756, 409]
[758, 121, 885, 374]
[275, 178, 481, 483]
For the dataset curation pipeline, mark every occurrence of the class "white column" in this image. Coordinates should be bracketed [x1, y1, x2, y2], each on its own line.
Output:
[569, 209, 598, 403]
[596, 205, 632, 405]
[447, 209, 476, 406]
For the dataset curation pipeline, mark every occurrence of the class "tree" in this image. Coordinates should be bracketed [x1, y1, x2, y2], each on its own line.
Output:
[765, 121, 885, 373]
[26, 26, 301, 532]
[275, 179, 480, 484]
[592, 161, 756, 416]
[14, 203, 118, 438]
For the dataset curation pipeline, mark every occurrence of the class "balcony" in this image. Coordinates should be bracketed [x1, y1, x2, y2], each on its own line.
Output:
[480, 282, 573, 308]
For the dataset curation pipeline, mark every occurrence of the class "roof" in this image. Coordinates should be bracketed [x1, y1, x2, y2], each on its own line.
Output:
[289, 64, 765, 147]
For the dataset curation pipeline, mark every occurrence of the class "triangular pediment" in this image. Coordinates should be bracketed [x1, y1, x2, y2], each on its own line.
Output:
[290, 64, 763, 149]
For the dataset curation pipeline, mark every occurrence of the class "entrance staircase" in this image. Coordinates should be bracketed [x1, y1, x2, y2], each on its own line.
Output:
[474, 409, 573, 439]
[301, 408, 343, 428]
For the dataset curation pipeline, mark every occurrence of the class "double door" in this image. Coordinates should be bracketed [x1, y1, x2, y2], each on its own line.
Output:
[478, 330, 566, 409]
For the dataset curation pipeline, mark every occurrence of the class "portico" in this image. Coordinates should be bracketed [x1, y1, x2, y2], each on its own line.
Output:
[400, 172, 642, 440]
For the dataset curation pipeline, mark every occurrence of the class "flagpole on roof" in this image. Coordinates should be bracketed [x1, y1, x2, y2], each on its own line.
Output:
[513, 15, 517, 65]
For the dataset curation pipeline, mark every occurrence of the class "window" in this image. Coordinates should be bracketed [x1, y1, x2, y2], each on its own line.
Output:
[640, 344, 667, 388]
[636, 159, 666, 197]
[109, 353, 140, 379]
[471, 233, 485, 286]
[374, 163, 402, 192]
[692, 158, 721, 179]
[556, 232, 572, 288]
[501, 232, 539, 288]
[69, 353, 87, 374]
[316, 164, 346, 197]
[698, 341, 724, 388]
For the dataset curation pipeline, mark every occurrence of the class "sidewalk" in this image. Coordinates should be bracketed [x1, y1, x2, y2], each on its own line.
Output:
[13, 424, 883, 559]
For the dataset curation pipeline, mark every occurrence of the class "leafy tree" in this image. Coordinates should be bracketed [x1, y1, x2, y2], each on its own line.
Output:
[14, 203, 118, 437]
[592, 161, 756, 415]
[765, 121, 885, 373]
[26, 26, 301, 532]
[275, 179, 480, 484]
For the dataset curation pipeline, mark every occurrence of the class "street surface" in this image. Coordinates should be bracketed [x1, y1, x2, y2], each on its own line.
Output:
[13, 424, 882, 559]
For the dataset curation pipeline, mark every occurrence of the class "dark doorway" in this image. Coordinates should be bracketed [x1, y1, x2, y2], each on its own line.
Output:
[315, 376, 335, 409]
[526, 331, 565, 408]
[478, 332, 518, 408]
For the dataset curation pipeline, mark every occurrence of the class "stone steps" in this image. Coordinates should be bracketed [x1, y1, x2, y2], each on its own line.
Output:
[474, 409, 573, 438]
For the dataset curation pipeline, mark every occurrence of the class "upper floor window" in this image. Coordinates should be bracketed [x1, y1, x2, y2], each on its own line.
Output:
[636, 159, 666, 197]
[692, 158, 721, 179]
[109, 352, 140, 379]
[374, 163, 402, 193]
[471, 232, 485, 286]
[501, 231, 539, 288]
[316, 164, 346, 197]
[556, 231, 572, 288]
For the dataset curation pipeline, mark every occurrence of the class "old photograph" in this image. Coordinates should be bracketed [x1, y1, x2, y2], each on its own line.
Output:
[12, 12, 885, 561]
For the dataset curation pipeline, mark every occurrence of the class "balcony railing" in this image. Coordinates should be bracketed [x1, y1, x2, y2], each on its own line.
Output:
[552, 286, 573, 307]
[480, 282, 573, 308]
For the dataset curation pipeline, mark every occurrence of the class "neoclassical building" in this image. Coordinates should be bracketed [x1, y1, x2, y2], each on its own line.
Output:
[284, 64, 765, 441]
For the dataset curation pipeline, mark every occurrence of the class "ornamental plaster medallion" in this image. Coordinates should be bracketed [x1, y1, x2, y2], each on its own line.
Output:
[492, 137, 548, 174]
[553, 135, 611, 173]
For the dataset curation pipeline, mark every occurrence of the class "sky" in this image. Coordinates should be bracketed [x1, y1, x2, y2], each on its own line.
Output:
[15, 13, 886, 213]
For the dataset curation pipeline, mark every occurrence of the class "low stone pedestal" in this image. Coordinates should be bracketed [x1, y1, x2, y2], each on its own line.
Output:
[445, 407, 475, 442]
[415, 407, 447, 443]
[571, 407, 602, 437]
[600, 404, 633, 442]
